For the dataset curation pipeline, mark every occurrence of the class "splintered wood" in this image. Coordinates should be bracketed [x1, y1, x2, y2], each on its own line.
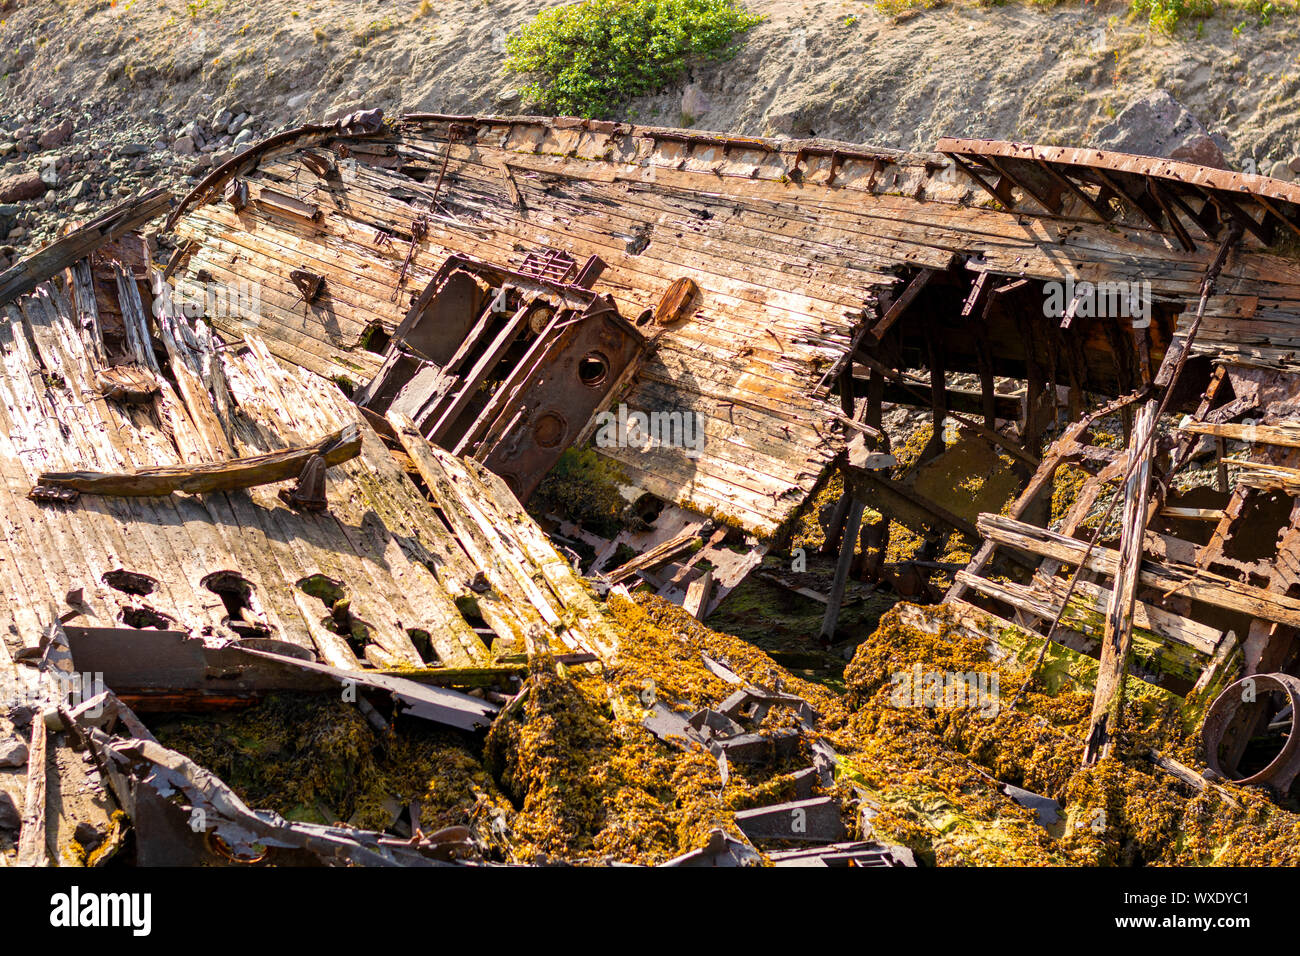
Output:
[167, 116, 1300, 545]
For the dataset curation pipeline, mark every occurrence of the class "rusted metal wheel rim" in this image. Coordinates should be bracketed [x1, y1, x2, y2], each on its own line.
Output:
[1203, 672, 1300, 788]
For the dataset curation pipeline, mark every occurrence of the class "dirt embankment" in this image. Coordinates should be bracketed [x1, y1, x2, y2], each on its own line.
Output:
[0, 0, 1298, 257]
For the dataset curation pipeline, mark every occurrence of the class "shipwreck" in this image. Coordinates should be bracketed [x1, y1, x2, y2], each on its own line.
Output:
[2, 108, 1300, 866]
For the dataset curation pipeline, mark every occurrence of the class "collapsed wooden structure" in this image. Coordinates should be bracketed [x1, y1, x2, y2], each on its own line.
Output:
[0, 202, 622, 863]
[159, 112, 1300, 780]
[4, 108, 1300, 864]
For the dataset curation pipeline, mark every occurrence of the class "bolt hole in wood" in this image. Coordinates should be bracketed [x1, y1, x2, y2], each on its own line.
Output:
[201, 570, 273, 639]
[102, 568, 158, 596]
[296, 573, 371, 652]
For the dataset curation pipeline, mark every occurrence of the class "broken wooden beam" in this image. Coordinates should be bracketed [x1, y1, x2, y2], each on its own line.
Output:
[1158, 506, 1226, 521]
[602, 526, 708, 586]
[1232, 460, 1300, 495]
[954, 571, 1221, 657]
[820, 499, 865, 641]
[0, 188, 172, 307]
[977, 513, 1300, 629]
[683, 569, 714, 619]
[1083, 399, 1157, 765]
[1179, 419, 1300, 450]
[35, 424, 360, 498]
[868, 268, 939, 342]
[15, 718, 48, 867]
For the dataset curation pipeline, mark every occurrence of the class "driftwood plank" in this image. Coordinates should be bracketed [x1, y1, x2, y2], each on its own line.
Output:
[1180, 420, 1300, 449]
[957, 571, 1220, 656]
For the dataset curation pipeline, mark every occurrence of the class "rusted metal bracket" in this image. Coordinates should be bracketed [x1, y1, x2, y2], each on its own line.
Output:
[290, 268, 324, 303]
[277, 453, 329, 512]
[223, 178, 249, 212]
[391, 215, 430, 302]
[792, 144, 898, 186]
[649, 130, 775, 155]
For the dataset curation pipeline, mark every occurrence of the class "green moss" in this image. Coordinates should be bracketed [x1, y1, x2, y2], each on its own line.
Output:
[152, 693, 511, 834]
[531, 445, 630, 538]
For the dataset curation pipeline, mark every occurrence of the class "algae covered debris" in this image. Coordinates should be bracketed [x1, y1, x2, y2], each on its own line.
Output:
[142, 589, 1300, 867]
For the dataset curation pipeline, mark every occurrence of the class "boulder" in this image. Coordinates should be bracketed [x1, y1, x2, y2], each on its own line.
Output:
[0, 171, 45, 203]
[0, 734, 28, 768]
[1091, 91, 1228, 170]
[37, 118, 73, 150]
[6, 703, 36, 730]
[0, 791, 19, 832]
[681, 83, 711, 121]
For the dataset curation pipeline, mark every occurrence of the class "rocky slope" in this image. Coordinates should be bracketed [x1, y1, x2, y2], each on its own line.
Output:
[1, 0, 1299, 262]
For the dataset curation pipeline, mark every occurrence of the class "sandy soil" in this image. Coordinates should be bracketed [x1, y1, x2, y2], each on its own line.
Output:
[1, 0, 1297, 163]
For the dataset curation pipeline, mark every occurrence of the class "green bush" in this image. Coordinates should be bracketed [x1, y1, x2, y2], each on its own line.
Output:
[1129, 0, 1216, 32]
[505, 0, 764, 118]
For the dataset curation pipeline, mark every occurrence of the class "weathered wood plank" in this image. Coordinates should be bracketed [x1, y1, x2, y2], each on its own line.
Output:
[38, 425, 360, 497]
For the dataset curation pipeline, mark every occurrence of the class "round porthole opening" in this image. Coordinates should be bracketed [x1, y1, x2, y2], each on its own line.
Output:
[578, 352, 609, 388]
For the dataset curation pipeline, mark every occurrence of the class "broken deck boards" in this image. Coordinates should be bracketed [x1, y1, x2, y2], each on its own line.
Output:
[0, 259, 629, 681]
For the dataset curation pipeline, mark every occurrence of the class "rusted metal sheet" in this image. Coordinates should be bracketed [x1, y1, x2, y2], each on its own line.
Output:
[359, 252, 642, 502]
[477, 298, 642, 501]
[84, 716, 466, 866]
[63, 626, 497, 730]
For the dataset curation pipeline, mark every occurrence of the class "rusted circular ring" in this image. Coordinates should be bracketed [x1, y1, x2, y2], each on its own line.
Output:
[205, 830, 270, 865]
[1203, 672, 1300, 788]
